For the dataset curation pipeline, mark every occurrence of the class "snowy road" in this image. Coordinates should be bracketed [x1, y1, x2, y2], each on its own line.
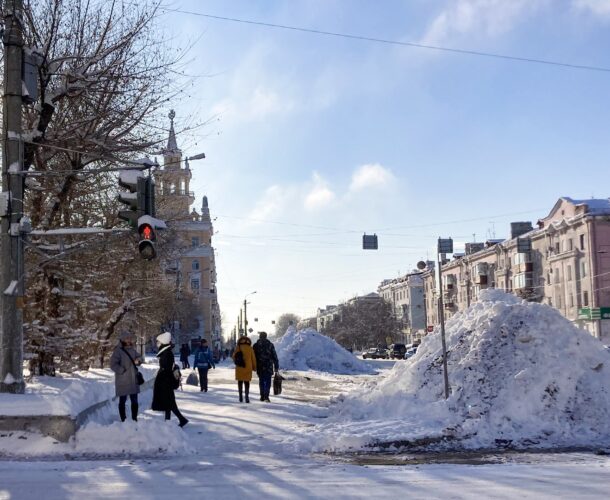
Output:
[1, 364, 610, 499]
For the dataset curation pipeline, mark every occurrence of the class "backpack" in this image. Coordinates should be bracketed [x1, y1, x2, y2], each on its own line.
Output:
[195, 349, 209, 367]
[234, 347, 246, 368]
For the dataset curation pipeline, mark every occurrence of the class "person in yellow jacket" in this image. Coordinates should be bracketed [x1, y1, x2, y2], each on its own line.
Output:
[233, 336, 257, 403]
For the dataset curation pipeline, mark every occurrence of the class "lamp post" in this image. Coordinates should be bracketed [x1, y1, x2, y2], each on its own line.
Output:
[243, 291, 257, 337]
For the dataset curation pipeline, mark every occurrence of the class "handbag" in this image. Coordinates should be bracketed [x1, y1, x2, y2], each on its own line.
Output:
[234, 346, 246, 368]
[172, 363, 182, 390]
[122, 347, 145, 385]
[273, 372, 284, 395]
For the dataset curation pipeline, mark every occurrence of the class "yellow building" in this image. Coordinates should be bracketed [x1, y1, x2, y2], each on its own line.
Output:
[154, 111, 220, 349]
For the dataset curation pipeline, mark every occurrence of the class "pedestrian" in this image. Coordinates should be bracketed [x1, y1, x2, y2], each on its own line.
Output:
[232, 336, 257, 403]
[253, 331, 279, 402]
[179, 343, 191, 369]
[192, 339, 215, 392]
[152, 332, 189, 427]
[110, 331, 142, 422]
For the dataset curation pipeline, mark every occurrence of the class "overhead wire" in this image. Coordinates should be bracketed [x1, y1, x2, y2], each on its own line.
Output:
[158, 7, 610, 73]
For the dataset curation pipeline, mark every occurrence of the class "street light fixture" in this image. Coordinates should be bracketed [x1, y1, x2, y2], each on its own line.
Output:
[243, 291, 257, 337]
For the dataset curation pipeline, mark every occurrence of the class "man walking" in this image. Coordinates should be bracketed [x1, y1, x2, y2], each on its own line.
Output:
[193, 339, 215, 392]
[253, 331, 279, 402]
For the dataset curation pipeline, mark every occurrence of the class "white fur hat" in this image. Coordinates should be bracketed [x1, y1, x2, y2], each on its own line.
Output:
[156, 332, 172, 346]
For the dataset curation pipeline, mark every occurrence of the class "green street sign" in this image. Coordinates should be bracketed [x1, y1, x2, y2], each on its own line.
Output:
[578, 307, 610, 320]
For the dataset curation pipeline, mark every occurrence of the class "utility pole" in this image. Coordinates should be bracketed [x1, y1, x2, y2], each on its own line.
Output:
[0, 0, 25, 394]
[437, 238, 453, 400]
[243, 299, 247, 335]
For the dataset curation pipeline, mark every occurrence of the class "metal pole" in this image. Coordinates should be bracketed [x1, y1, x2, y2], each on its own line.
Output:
[243, 299, 247, 336]
[0, 0, 25, 394]
[437, 247, 450, 400]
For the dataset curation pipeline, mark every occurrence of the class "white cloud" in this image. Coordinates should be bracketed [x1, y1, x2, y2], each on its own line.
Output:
[573, 0, 610, 17]
[250, 185, 290, 222]
[349, 163, 394, 193]
[421, 0, 547, 45]
[304, 172, 336, 211]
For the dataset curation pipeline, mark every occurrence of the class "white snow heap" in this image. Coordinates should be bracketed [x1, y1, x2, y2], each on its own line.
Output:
[276, 327, 375, 374]
[314, 289, 610, 450]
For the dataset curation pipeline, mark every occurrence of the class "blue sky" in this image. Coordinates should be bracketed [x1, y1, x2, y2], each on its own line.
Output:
[159, 0, 610, 337]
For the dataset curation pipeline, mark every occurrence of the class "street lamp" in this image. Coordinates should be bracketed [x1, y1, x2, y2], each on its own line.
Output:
[243, 291, 257, 337]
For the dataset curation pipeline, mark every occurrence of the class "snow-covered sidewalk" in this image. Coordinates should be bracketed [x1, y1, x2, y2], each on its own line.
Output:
[1, 364, 610, 499]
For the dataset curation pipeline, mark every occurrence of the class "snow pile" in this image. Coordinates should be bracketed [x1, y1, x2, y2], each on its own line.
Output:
[0, 364, 158, 417]
[308, 290, 610, 451]
[276, 327, 375, 374]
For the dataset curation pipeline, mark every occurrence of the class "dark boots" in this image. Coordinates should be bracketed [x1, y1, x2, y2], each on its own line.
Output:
[119, 404, 127, 422]
[131, 403, 138, 421]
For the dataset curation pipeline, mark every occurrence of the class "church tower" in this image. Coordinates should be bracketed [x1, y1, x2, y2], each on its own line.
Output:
[155, 110, 195, 220]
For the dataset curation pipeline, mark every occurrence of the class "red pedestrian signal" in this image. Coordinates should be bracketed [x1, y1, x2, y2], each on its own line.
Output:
[141, 224, 153, 240]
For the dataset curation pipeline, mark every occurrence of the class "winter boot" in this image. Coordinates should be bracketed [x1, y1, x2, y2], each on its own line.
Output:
[119, 403, 127, 422]
[131, 403, 139, 422]
[179, 418, 189, 428]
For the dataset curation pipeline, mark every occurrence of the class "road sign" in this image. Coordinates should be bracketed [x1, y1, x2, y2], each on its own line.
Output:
[437, 238, 453, 254]
[363, 234, 378, 250]
[578, 307, 610, 320]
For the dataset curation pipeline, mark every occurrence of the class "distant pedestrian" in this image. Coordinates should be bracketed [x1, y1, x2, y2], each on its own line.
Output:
[152, 332, 189, 427]
[193, 339, 215, 392]
[253, 331, 279, 402]
[110, 331, 142, 422]
[232, 336, 257, 403]
[179, 343, 191, 369]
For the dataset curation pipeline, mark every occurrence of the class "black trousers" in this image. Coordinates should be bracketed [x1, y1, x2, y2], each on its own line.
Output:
[164, 401, 187, 423]
[118, 394, 138, 421]
[238, 381, 250, 401]
[197, 367, 209, 391]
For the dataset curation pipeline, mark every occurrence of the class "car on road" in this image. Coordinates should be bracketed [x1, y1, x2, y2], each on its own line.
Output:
[362, 347, 389, 360]
[388, 343, 407, 359]
[404, 346, 418, 359]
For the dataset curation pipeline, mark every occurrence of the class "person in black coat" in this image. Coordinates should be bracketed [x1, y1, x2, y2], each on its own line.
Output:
[151, 332, 188, 427]
[179, 343, 191, 369]
[253, 331, 279, 402]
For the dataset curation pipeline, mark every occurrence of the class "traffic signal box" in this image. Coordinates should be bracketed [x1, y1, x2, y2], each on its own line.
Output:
[118, 170, 163, 260]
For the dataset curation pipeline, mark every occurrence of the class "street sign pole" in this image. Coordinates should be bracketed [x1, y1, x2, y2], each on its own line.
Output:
[437, 238, 453, 400]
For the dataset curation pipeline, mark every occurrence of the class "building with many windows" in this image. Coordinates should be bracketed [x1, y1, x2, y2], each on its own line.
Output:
[154, 111, 221, 350]
[422, 197, 610, 342]
[378, 273, 426, 344]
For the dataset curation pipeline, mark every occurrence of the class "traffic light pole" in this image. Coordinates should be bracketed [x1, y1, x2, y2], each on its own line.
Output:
[0, 0, 25, 393]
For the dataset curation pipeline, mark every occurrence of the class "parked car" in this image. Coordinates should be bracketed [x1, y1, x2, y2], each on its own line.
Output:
[404, 346, 418, 359]
[362, 347, 389, 360]
[389, 343, 406, 359]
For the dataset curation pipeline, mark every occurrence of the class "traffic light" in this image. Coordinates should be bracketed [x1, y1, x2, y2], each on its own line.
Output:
[138, 217, 156, 260]
[118, 170, 145, 226]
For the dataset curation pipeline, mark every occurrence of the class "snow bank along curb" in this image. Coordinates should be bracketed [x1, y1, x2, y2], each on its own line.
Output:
[305, 290, 610, 452]
[275, 327, 375, 374]
[0, 366, 157, 442]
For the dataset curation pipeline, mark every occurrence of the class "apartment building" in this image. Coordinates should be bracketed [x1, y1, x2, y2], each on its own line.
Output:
[378, 273, 426, 344]
[422, 197, 610, 342]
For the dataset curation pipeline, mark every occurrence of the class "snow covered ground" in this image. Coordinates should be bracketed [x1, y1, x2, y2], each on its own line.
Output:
[1, 362, 610, 499]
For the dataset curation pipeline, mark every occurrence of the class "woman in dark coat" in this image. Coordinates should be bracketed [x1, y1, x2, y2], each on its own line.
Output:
[151, 332, 188, 427]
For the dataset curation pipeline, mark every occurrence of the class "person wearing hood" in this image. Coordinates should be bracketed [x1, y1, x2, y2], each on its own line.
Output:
[110, 331, 142, 422]
[232, 336, 257, 403]
[253, 331, 279, 402]
[151, 332, 189, 427]
[192, 339, 215, 392]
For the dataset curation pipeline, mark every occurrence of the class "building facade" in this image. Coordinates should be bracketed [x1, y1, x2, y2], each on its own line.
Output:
[422, 197, 610, 342]
[155, 111, 221, 349]
[378, 273, 426, 344]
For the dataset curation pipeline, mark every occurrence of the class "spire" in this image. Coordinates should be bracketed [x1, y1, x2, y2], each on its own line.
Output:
[167, 109, 179, 152]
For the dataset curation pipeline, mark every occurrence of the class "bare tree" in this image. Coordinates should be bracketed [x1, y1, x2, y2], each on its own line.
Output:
[15, 0, 192, 374]
[274, 313, 301, 338]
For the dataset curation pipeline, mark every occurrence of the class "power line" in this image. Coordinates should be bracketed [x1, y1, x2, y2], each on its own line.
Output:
[160, 7, 610, 74]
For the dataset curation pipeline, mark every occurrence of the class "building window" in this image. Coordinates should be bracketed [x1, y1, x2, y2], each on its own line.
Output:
[555, 242, 560, 254]
[554, 269, 560, 284]
[192, 237, 200, 247]
[569, 293, 574, 307]
[557, 295, 562, 308]
[581, 261, 587, 277]
[192, 260, 200, 271]
[567, 265, 572, 281]
[583, 291, 589, 306]
[567, 239, 573, 251]
[191, 279, 200, 291]
[580, 234, 585, 250]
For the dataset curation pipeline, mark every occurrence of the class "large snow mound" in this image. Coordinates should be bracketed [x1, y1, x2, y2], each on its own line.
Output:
[306, 290, 610, 451]
[276, 327, 375, 374]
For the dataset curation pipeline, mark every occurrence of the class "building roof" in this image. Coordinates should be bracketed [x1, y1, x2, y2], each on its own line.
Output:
[562, 197, 610, 215]
[166, 109, 180, 153]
